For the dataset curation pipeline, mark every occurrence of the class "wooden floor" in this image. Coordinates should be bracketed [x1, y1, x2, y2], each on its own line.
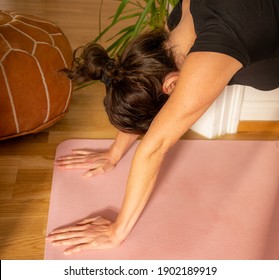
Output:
[0, 0, 279, 260]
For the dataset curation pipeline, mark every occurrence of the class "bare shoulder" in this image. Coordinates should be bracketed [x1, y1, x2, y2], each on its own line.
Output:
[179, 51, 243, 92]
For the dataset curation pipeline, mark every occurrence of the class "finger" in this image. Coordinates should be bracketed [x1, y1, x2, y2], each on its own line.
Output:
[58, 162, 93, 170]
[55, 159, 87, 168]
[77, 216, 102, 225]
[51, 237, 88, 247]
[78, 217, 111, 227]
[57, 159, 103, 169]
[71, 149, 93, 155]
[48, 224, 88, 236]
[71, 149, 105, 156]
[82, 168, 104, 178]
[57, 157, 105, 168]
[56, 157, 88, 165]
[47, 231, 84, 243]
[56, 154, 101, 163]
[64, 242, 97, 255]
[64, 239, 118, 254]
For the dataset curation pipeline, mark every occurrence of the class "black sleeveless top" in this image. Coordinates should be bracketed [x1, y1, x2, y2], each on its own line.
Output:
[167, 0, 279, 90]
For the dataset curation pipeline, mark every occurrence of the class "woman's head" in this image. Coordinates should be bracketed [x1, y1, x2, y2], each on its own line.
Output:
[65, 28, 178, 134]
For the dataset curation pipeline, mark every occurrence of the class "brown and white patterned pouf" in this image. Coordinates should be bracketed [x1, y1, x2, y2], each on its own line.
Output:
[0, 10, 73, 140]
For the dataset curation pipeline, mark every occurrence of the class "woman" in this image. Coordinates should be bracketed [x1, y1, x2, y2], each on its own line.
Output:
[47, 0, 279, 254]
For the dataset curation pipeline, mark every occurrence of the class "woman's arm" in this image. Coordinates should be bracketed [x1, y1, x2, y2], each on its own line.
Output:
[48, 52, 242, 253]
[108, 130, 140, 163]
[113, 52, 242, 240]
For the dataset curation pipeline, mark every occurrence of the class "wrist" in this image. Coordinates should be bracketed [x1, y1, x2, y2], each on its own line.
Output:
[109, 132, 139, 164]
[107, 145, 123, 165]
[111, 222, 128, 244]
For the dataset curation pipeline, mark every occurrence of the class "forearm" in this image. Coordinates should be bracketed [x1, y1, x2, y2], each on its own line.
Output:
[113, 138, 166, 242]
[108, 131, 139, 163]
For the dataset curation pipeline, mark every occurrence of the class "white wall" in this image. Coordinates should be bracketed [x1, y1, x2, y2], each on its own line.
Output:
[191, 86, 279, 139]
[240, 87, 279, 121]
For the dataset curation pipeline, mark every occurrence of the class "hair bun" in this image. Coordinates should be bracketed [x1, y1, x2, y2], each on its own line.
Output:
[63, 42, 125, 86]
[105, 60, 116, 74]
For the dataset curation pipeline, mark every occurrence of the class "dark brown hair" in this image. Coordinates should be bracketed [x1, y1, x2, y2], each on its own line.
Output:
[65, 28, 177, 134]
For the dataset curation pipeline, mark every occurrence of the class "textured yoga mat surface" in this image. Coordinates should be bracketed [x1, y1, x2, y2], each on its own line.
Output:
[45, 139, 279, 260]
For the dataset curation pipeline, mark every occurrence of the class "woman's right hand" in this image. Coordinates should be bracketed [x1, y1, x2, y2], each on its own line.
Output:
[56, 149, 118, 178]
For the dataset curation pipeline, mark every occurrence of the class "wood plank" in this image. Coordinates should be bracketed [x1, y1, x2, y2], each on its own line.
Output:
[0, 217, 47, 259]
[0, 157, 20, 199]
[19, 156, 54, 169]
[0, 199, 49, 216]
[0, 157, 20, 185]
[238, 121, 279, 133]
[0, 142, 57, 156]
[48, 131, 117, 144]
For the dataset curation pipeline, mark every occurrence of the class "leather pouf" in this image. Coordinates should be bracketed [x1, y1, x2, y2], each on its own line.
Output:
[0, 10, 73, 140]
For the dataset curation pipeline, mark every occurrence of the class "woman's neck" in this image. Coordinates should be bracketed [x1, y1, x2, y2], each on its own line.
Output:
[167, 0, 196, 69]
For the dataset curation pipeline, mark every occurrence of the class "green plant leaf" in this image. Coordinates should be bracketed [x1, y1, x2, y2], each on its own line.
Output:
[116, 12, 143, 22]
[106, 24, 137, 42]
[93, 21, 116, 43]
[132, 0, 155, 37]
[106, 28, 135, 54]
[112, 0, 131, 24]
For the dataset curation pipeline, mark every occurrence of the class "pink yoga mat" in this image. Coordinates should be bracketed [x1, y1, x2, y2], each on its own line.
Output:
[45, 139, 279, 260]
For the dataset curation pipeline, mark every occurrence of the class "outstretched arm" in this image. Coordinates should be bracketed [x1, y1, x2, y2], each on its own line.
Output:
[47, 52, 242, 253]
[113, 52, 242, 240]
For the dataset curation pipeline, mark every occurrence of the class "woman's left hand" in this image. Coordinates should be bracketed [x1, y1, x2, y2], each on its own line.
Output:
[46, 216, 121, 254]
